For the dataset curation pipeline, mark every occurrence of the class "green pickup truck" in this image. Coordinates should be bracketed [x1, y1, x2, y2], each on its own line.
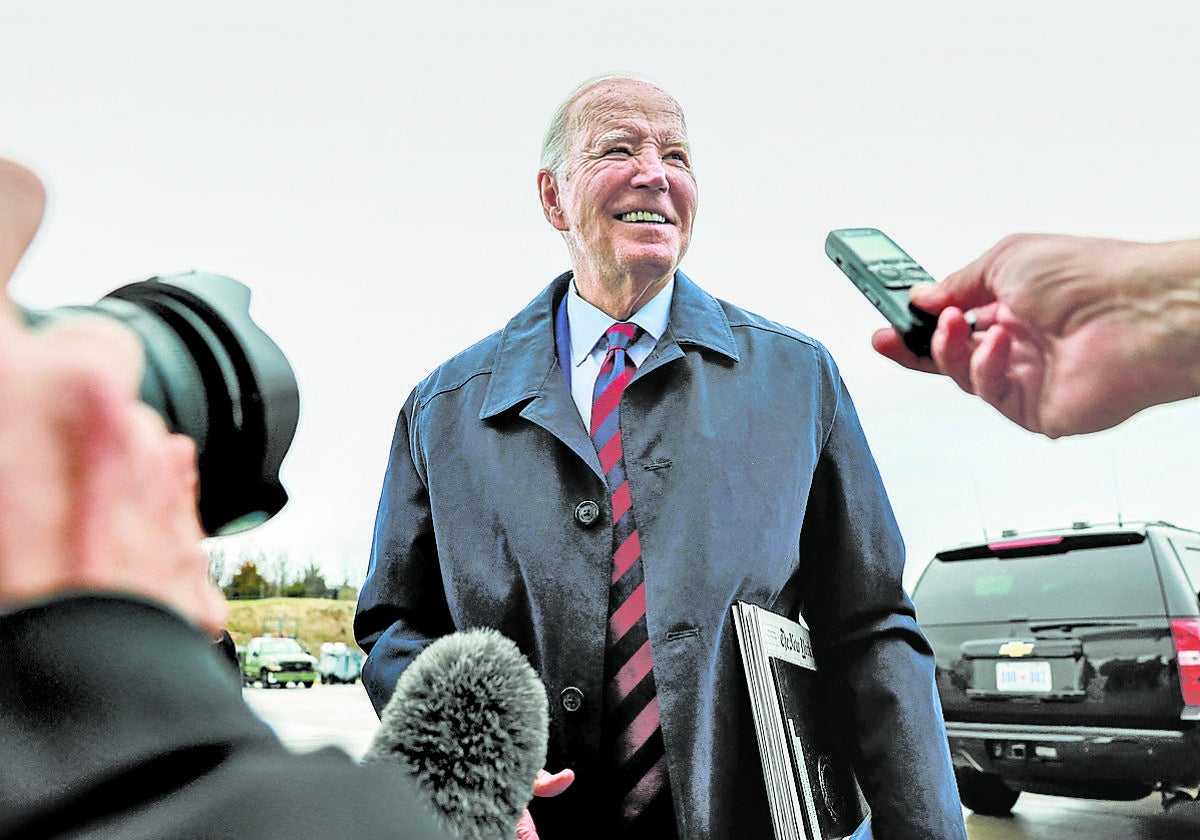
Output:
[241, 635, 318, 689]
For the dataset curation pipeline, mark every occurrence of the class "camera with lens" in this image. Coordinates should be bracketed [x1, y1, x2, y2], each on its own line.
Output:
[21, 272, 300, 535]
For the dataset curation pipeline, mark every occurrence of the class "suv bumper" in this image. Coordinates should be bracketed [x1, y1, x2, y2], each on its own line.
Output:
[947, 721, 1200, 788]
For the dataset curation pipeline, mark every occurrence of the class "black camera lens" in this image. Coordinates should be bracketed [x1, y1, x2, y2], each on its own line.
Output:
[21, 273, 300, 535]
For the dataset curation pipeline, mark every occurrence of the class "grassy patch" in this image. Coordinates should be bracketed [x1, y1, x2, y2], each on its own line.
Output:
[225, 597, 361, 655]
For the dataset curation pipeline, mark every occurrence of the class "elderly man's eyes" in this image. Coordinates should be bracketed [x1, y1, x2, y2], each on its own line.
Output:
[597, 145, 688, 164]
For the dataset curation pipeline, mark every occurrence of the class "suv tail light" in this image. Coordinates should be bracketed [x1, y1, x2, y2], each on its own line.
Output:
[987, 535, 1064, 552]
[1170, 618, 1200, 707]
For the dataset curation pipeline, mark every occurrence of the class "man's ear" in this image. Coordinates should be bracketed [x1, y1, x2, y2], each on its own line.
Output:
[537, 170, 569, 232]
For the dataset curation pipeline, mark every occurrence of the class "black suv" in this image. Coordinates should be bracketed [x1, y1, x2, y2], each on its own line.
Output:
[911, 521, 1200, 815]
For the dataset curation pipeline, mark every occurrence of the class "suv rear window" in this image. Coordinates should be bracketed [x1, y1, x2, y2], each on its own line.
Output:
[914, 540, 1166, 624]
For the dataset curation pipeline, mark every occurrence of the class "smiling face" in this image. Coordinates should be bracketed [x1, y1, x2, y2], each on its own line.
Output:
[538, 79, 697, 318]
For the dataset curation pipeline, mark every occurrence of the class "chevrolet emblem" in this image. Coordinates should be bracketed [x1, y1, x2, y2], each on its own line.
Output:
[999, 641, 1035, 658]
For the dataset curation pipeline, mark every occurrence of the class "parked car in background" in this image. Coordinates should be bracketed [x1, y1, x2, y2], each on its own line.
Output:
[911, 521, 1200, 816]
[317, 642, 365, 685]
[241, 635, 318, 689]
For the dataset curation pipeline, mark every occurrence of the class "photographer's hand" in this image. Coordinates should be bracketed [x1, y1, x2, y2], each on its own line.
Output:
[872, 233, 1200, 437]
[0, 158, 225, 633]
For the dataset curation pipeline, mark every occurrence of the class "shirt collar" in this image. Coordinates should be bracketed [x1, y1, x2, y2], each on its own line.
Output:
[566, 277, 675, 368]
[479, 270, 739, 422]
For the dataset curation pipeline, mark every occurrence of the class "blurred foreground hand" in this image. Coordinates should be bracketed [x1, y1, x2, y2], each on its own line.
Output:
[0, 157, 225, 633]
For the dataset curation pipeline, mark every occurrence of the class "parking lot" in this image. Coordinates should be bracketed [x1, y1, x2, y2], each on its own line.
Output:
[243, 682, 380, 759]
[967, 794, 1199, 839]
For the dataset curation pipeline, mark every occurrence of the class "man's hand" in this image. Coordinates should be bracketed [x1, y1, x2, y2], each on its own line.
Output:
[872, 233, 1200, 437]
[0, 157, 226, 634]
[514, 768, 575, 840]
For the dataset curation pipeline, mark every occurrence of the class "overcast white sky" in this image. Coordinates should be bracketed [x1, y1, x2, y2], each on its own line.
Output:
[4, 2, 1199, 589]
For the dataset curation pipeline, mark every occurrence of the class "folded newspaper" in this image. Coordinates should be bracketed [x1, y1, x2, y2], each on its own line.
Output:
[732, 601, 872, 840]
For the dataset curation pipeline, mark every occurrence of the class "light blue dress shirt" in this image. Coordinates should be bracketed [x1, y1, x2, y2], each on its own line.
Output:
[564, 277, 674, 427]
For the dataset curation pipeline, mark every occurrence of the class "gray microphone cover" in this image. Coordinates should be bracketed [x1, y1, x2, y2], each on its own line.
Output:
[362, 628, 549, 840]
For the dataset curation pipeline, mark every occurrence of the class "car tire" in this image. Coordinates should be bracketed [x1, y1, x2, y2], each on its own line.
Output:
[955, 768, 1020, 816]
[260, 668, 273, 689]
[302, 681, 313, 688]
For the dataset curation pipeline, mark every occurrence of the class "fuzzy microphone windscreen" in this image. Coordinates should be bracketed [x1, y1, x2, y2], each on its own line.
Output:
[362, 628, 549, 840]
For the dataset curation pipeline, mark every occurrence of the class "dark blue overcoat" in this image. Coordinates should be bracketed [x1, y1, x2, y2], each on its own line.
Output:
[356, 271, 966, 840]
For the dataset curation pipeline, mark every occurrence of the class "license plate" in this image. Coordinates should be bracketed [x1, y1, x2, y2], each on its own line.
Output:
[995, 660, 1052, 693]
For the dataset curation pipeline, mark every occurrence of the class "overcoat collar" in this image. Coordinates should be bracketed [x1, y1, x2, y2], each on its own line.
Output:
[480, 269, 739, 422]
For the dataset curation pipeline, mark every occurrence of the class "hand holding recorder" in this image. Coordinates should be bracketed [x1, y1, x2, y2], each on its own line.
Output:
[831, 229, 1200, 438]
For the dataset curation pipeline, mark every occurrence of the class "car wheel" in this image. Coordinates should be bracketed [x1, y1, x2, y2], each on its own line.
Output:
[955, 768, 1020, 816]
[260, 668, 273, 689]
[302, 681, 313, 688]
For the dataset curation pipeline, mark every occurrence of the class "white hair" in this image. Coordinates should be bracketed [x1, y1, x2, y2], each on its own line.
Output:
[538, 73, 685, 179]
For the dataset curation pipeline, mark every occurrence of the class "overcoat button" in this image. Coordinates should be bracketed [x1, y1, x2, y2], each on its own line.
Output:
[560, 686, 584, 712]
[574, 500, 601, 527]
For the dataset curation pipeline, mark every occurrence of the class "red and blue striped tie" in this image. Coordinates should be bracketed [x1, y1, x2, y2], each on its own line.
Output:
[590, 323, 671, 831]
